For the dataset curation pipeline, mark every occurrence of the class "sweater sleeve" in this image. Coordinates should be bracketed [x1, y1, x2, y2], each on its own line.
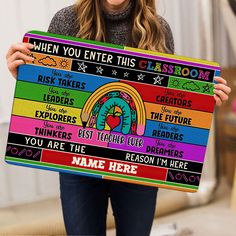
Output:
[47, 5, 78, 37]
[158, 16, 175, 54]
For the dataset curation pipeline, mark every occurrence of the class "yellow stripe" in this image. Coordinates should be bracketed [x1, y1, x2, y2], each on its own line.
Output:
[124, 47, 220, 67]
[145, 102, 213, 129]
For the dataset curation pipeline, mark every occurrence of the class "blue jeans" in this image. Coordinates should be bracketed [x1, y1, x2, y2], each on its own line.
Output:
[59, 172, 158, 236]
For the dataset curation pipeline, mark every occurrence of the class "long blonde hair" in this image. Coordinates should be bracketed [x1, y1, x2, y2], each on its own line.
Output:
[75, 0, 168, 53]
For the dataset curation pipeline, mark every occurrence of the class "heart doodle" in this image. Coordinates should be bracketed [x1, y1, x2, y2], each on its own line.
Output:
[106, 115, 121, 130]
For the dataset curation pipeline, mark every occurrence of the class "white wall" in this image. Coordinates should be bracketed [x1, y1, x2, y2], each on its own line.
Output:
[0, 0, 75, 207]
[0, 0, 234, 207]
[214, 0, 236, 67]
[0, 0, 75, 122]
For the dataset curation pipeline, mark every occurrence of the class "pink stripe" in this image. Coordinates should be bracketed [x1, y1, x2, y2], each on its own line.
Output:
[10, 116, 108, 147]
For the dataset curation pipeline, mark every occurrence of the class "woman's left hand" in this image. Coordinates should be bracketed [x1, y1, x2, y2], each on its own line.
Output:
[213, 77, 231, 106]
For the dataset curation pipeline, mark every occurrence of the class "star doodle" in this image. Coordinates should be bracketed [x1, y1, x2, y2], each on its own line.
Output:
[96, 66, 104, 74]
[153, 75, 164, 85]
[124, 72, 129, 78]
[137, 73, 145, 81]
[112, 70, 118, 76]
[77, 62, 87, 72]
[202, 84, 212, 93]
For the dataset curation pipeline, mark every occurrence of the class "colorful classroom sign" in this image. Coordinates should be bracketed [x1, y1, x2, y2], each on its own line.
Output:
[5, 30, 221, 192]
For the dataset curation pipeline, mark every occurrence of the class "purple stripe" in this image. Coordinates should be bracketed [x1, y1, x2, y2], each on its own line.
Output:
[108, 132, 206, 162]
[26, 33, 220, 70]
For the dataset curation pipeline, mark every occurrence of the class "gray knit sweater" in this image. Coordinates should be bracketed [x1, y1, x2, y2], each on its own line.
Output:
[48, 2, 174, 54]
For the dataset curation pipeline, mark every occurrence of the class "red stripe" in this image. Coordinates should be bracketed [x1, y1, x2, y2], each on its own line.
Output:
[42, 150, 167, 181]
[120, 80, 215, 112]
[23, 37, 29, 43]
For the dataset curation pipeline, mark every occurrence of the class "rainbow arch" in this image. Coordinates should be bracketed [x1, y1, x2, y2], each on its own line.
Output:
[81, 82, 146, 136]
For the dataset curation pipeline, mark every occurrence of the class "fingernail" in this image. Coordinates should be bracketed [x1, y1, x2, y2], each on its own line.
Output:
[29, 44, 34, 49]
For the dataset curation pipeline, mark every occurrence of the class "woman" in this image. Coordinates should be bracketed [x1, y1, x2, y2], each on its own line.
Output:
[6, 0, 231, 235]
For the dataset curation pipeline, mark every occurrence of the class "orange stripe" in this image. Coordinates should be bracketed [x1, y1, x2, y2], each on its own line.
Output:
[27, 52, 72, 70]
[145, 102, 212, 129]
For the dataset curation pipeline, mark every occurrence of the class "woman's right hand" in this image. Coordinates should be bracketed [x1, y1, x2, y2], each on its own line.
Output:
[6, 43, 35, 79]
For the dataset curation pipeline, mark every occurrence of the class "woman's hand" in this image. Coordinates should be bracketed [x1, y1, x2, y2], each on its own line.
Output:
[213, 77, 231, 106]
[6, 43, 34, 79]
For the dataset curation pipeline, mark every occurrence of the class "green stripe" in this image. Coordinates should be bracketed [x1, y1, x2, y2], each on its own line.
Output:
[15, 81, 91, 109]
[27, 31, 124, 49]
[168, 76, 214, 95]
[5, 156, 198, 190]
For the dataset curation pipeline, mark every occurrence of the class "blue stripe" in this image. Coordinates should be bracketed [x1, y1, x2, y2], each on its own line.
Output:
[215, 70, 221, 77]
[18, 64, 118, 92]
[144, 120, 209, 146]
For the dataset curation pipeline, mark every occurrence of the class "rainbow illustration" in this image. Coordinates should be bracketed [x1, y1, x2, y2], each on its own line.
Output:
[80, 82, 146, 136]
